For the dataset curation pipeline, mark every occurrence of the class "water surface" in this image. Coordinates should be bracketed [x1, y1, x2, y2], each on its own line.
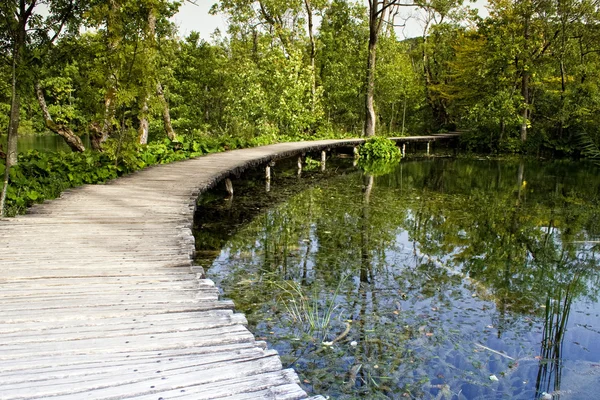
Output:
[194, 157, 600, 399]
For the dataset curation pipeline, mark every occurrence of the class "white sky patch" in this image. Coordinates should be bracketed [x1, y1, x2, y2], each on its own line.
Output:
[172, 1, 228, 41]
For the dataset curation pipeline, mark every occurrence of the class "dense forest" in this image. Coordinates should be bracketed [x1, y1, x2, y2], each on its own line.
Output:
[1, 0, 600, 214]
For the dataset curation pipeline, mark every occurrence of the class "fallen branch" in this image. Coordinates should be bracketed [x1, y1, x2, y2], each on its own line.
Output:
[475, 343, 515, 360]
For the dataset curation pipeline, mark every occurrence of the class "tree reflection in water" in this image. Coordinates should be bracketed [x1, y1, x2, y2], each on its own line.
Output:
[194, 157, 600, 399]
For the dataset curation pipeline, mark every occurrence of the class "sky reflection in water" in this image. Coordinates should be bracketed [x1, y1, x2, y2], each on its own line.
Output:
[195, 157, 600, 399]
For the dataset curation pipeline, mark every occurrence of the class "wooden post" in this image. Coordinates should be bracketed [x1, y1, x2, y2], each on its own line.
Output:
[297, 156, 302, 177]
[225, 178, 233, 196]
[321, 150, 326, 171]
[353, 146, 359, 158]
[265, 165, 271, 192]
[402, 143, 406, 157]
[427, 142, 430, 156]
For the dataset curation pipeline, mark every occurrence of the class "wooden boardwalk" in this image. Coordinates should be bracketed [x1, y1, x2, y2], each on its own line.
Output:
[0, 135, 457, 399]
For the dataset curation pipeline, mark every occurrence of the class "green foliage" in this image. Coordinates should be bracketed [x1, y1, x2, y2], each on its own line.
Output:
[3, 0, 600, 165]
[375, 36, 422, 136]
[318, 0, 368, 134]
[303, 156, 322, 171]
[358, 136, 402, 161]
[577, 132, 600, 165]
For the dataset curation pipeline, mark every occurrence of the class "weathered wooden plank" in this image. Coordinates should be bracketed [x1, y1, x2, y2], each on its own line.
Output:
[0, 325, 256, 360]
[0, 342, 262, 374]
[0, 300, 237, 324]
[1, 348, 282, 385]
[0, 351, 285, 399]
[128, 371, 305, 400]
[0, 309, 244, 332]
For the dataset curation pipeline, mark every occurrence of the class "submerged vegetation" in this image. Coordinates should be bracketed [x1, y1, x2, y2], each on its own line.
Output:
[2, 1, 600, 214]
[195, 156, 600, 399]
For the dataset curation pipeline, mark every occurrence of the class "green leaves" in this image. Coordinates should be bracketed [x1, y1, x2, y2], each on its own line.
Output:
[358, 137, 402, 161]
[357, 137, 402, 176]
[26, 190, 40, 201]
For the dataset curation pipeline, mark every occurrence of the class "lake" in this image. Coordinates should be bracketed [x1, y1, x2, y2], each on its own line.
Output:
[194, 155, 600, 399]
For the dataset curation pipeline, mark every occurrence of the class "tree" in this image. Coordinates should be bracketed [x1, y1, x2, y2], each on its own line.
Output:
[84, 0, 180, 150]
[171, 32, 227, 137]
[318, 0, 368, 133]
[0, 0, 83, 216]
[375, 35, 421, 135]
[34, 80, 85, 152]
[364, 0, 410, 137]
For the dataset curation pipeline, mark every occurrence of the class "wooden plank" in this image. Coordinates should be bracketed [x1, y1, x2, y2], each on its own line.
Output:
[0, 351, 285, 399]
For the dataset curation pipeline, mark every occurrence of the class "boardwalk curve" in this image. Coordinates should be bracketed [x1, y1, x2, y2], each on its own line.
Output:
[0, 136, 457, 399]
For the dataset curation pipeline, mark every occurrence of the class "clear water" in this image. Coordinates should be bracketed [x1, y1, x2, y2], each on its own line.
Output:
[194, 156, 600, 399]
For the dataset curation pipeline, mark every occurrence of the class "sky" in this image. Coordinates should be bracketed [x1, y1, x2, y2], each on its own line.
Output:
[172, 1, 228, 41]
[172, 0, 490, 42]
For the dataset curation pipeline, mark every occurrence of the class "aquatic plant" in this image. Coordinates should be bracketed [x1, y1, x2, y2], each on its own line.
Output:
[275, 278, 346, 342]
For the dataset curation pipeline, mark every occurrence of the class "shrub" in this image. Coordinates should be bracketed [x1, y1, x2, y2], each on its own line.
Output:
[358, 136, 402, 161]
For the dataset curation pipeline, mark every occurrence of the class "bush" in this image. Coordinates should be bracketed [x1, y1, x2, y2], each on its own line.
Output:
[358, 136, 402, 161]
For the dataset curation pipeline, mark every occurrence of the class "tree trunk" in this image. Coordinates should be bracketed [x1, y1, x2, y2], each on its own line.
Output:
[520, 16, 530, 144]
[0, 56, 18, 216]
[89, 122, 106, 152]
[35, 82, 85, 152]
[401, 95, 407, 135]
[138, 99, 149, 145]
[364, 23, 378, 137]
[93, 0, 121, 151]
[1, 6, 26, 217]
[138, 7, 156, 145]
[304, 0, 316, 112]
[520, 71, 529, 143]
[157, 82, 176, 141]
[6, 72, 19, 167]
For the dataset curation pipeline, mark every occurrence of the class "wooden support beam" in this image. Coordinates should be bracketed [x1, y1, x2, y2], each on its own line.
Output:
[225, 178, 234, 197]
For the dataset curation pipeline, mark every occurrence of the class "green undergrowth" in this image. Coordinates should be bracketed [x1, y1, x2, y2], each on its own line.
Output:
[358, 136, 402, 161]
[357, 136, 402, 176]
[0, 130, 359, 217]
